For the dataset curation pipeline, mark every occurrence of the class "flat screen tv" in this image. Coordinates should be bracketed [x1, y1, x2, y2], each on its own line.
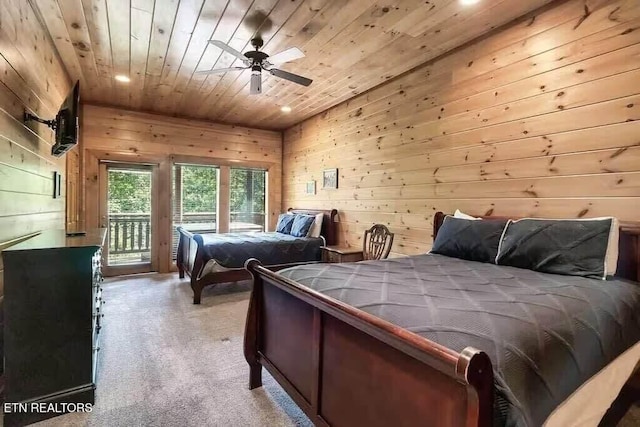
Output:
[24, 81, 80, 157]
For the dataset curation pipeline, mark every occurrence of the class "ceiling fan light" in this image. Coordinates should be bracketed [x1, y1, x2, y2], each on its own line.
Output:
[250, 71, 262, 95]
[115, 74, 130, 83]
[280, 106, 292, 113]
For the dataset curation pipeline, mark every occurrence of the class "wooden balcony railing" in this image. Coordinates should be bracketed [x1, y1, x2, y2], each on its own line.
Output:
[109, 212, 266, 264]
[109, 213, 151, 255]
[171, 212, 266, 233]
[230, 212, 266, 231]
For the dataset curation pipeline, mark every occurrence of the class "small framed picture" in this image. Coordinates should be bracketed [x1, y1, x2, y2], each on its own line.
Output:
[306, 180, 316, 195]
[323, 168, 338, 189]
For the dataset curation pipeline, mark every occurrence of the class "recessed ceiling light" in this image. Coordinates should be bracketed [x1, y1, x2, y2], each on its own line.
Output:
[460, 0, 480, 5]
[115, 75, 130, 83]
[281, 106, 292, 113]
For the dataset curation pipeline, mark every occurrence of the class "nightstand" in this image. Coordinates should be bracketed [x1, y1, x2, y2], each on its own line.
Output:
[321, 246, 364, 263]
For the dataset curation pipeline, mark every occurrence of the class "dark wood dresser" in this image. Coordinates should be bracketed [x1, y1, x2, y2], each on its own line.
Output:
[1, 229, 106, 426]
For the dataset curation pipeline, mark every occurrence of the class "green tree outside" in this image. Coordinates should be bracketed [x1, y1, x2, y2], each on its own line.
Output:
[182, 165, 217, 213]
[230, 168, 265, 215]
[108, 169, 152, 213]
[108, 165, 265, 217]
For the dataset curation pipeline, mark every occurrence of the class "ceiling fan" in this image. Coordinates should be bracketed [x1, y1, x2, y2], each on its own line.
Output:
[197, 37, 312, 95]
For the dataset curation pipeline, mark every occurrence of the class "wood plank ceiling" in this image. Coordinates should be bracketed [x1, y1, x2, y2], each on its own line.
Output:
[34, 0, 554, 130]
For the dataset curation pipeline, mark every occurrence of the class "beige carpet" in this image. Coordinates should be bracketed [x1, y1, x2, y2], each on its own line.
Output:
[35, 274, 311, 427]
[33, 273, 639, 427]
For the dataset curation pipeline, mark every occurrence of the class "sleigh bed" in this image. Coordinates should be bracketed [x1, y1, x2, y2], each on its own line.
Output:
[243, 211, 640, 427]
[176, 208, 337, 304]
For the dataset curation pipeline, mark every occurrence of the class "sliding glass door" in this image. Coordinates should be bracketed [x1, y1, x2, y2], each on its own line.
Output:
[101, 163, 156, 275]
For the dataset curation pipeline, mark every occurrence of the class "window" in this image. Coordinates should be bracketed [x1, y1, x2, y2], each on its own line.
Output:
[230, 168, 266, 232]
[171, 165, 267, 260]
[172, 164, 219, 259]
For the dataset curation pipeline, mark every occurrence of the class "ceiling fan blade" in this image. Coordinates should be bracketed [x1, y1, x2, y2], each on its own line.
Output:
[269, 68, 312, 87]
[250, 72, 262, 95]
[267, 47, 305, 65]
[195, 66, 247, 75]
[208, 40, 248, 63]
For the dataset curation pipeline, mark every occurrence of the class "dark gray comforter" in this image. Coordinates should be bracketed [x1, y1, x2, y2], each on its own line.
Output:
[198, 232, 324, 269]
[278, 254, 640, 427]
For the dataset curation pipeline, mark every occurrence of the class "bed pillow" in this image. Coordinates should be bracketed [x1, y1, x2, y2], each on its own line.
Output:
[495, 218, 619, 279]
[306, 212, 324, 238]
[290, 214, 315, 237]
[431, 216, 508, 263]
[276, 213, 295, 234]
[454, 209, 480, 220]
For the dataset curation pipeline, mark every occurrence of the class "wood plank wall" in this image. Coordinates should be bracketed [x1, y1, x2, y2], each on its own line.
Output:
[80, 104, 282, 272]
[283, 0, 640, 256]
[0, 0, 72, 293]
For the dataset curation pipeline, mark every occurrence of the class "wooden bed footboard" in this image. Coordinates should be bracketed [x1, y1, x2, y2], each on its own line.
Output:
[244, 259, 494, 427]
[176, 226, 195, 280]
[176, 227, 209, 303]
[177, 227, 249, 304]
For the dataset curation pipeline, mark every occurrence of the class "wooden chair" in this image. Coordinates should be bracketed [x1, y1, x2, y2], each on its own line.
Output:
[363, 224, 394, 260]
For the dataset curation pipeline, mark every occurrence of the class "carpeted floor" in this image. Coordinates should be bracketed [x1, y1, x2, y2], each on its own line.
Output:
[35, 274, 312, 427]
[33, 273, 640, 427]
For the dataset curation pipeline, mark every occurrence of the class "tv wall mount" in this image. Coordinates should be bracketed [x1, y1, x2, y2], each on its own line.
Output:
[24, 111, 57, 130]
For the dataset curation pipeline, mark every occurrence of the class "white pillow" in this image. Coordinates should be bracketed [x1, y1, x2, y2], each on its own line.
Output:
[306, 213, 324, 238]
[606, 218, 620, 276]
[454, 209, 480, 220]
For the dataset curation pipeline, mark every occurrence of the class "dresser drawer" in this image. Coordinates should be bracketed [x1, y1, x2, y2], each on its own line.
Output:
[92, 249, 103, 285]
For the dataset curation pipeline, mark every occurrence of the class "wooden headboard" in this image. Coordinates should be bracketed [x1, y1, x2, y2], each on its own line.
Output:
[288, 208, 338, 246]
[433, 211, 640, 283]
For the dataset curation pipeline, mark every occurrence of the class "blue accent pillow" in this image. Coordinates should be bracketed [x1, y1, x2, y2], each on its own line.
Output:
[276, 214, 295, 234]
[290, 215, 315, 237]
